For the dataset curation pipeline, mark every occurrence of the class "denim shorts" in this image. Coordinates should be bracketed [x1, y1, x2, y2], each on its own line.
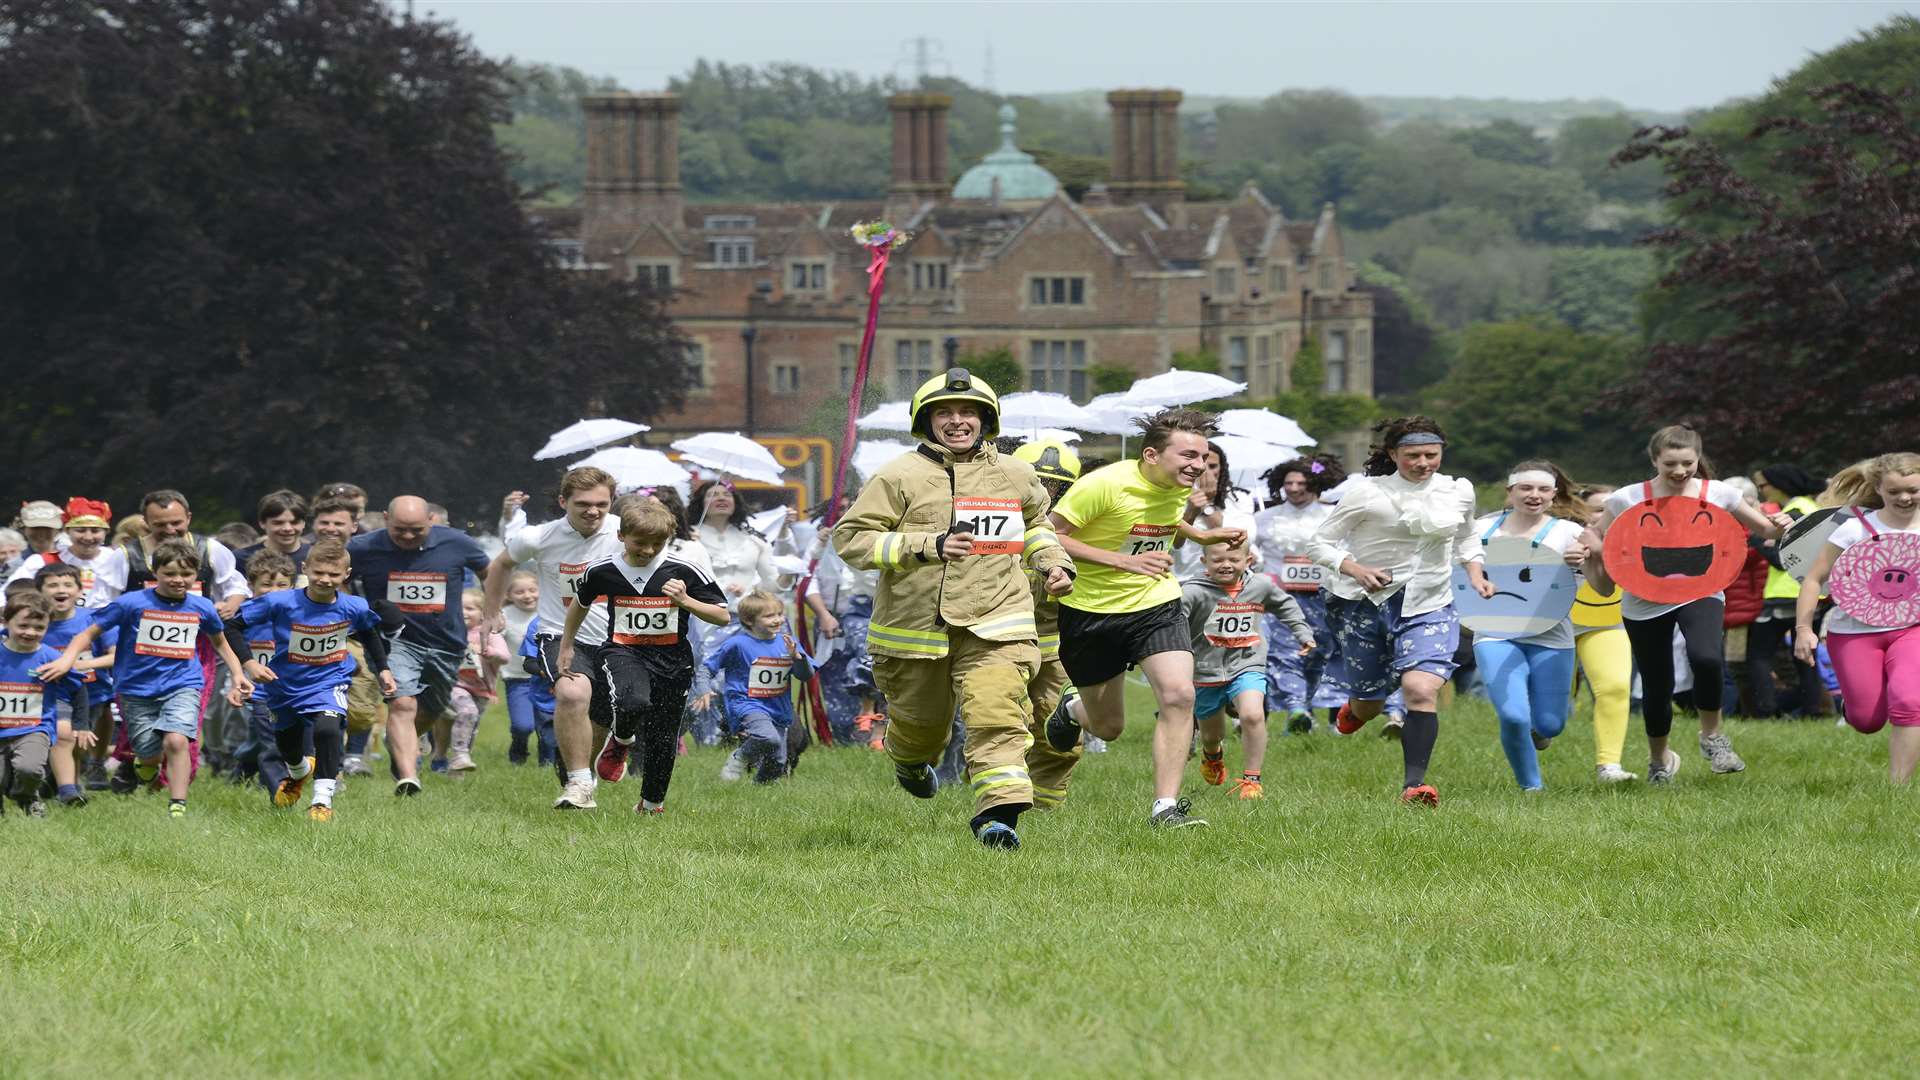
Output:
[1327, 591, 1460, 701]
[121, 687, 202, 757]
[386, 636, 463, 717]
[1194, 669, 1269, 719]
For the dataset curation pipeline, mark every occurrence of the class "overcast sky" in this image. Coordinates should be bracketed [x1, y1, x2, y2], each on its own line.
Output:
[409, 1, 1909, 112]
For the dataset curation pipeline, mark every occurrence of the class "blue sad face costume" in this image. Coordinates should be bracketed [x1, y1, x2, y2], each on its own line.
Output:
[1452, 531, 1579, 640]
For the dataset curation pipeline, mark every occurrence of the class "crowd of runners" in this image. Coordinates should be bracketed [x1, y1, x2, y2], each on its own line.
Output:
[3, 367, 1915, 849]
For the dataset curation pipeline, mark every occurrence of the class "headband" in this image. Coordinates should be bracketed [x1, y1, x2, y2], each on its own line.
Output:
[1507, 470, 1556, 488]
[1394, 431, 1444, 448]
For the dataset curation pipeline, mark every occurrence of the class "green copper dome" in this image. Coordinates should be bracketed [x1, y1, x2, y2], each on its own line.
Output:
[952, 104, 1060, 202]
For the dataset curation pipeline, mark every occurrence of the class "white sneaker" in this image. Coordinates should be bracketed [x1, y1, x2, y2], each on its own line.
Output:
[1647, 748, 1682, 784]
[1084, 736, 1108, 754]
[552, 776, 598, 810]
[447, 752, 476, 772]
[1596, 763, 1638, 784]
[718, 748, 747, 782]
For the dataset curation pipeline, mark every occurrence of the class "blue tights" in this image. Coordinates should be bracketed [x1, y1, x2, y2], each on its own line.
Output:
[1473, 638, 1576, 790]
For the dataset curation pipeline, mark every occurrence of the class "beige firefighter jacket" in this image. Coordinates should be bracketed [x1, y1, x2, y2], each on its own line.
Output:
[833, 440, 1073, 659]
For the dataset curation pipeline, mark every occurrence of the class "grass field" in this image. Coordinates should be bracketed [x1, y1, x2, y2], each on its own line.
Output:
[7, 688, 1919, 1078]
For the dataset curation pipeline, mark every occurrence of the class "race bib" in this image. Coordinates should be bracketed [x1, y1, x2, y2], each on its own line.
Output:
[1278, 555, 1324, 593]
[249, 638, 277, 667]
[386, 572, 446, 613]
[1204, 601, 1263, 649]
[459, 644, 480, 675]
[559, 561, 587, 607]
[288, 621, 349, 667]
[610, 595, 676, 645]
[952, 497, 1024, 556]
[0, 681, 43, 728]
[135, 609, 199, 658]
[1114, 523, 1175, 557]
[748, 656, 794, 698]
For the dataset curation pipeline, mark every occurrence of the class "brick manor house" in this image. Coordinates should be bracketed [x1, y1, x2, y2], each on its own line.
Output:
[558, 87, 1374, 458]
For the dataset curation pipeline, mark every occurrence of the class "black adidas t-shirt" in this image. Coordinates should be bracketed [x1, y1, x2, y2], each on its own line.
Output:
[574, 552, 726, 677]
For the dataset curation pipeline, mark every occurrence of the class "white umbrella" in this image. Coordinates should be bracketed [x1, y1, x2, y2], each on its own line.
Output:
[855, 401, 914, 432]
[534, 418, 649, 461]
[997, 391, 1097, 432]
[853, 440, 913, 480]
[748, 506, 791, 540]
[1215, 408, 1315, 448]
[670, 432, 785, 485]
[1211, 435, 1298, 491]
[1120, 370, 1248, 408]
[1033, 427, 1083, 444]
[569, 447, 689, 496]
[1076, 393, 1149, 435]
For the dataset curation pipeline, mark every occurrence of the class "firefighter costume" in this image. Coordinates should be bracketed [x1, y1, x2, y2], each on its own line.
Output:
[1012, 439, 1084, 811]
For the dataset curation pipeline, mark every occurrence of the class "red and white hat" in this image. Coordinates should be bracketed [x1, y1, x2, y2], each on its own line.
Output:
[62, 497, 112, 530]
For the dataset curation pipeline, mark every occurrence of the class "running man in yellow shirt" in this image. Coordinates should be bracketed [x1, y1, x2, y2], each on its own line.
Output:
[1042, 407, 1244, 828]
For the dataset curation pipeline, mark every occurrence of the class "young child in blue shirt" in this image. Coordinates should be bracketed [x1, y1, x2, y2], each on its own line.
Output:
[704, 589, 814, 784]
[35, 563, 114, 806]
[518, 615, 559, 770]
[41, 538, 254, 817]
[224, 539, 395, 820]
[1, 591, 90, 817]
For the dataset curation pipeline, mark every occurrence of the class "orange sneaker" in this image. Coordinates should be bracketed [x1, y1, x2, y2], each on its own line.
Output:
[306, 803, 334, 822]
[1200, 752, 1226, 786]
[1334, 703, 1367, 736]
[274, 757, 315, 808]
[1400, 784, 1439, 807]
[1231, 777, 1264, 800]
[853, 712, 881, 733]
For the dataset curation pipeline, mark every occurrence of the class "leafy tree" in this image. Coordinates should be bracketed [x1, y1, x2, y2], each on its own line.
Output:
[1089, 364, 1135, 396]
[1265, 337, 1381, 449]
[1353, 263, 1451, 398]
[1545, 248, 1655, 335]
[956, 347, 1024, 396]
[1171, 350, 1222, 373]
[1615, 82, 1920, 465]
[1552, 113, 1665, 203]
[1418, 321, 1643, 482]
[1456, 118, 1551, 168]
[0, 0, 693, 518]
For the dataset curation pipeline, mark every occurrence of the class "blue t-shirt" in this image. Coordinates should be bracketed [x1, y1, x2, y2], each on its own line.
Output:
[92, 589, 225, 698]
[45, 609, 117, 698]
[238, 587, 380, 715]
[0, 644, 87, 741]
[704, 631, 814, 730]
[348, 526, 491, 655]
[520, 615, 555, 713]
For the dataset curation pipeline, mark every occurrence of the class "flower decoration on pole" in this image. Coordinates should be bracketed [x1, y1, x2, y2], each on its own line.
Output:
[793, 220, 914, 747]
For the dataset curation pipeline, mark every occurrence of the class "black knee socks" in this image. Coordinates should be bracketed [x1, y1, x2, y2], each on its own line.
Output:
[1401, 709, 1438, 788]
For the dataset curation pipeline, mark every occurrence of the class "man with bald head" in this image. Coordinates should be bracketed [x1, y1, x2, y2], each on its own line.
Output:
[347, 495, 492, 795]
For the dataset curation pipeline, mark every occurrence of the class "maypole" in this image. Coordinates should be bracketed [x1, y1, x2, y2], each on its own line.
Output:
[794, 220, 911, 745]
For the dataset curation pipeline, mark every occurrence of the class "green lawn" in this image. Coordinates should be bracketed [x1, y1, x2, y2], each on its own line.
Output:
[7, 690, 1917, 1078]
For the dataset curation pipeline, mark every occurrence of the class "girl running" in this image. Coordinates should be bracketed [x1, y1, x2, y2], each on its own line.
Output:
[1593, 426, 1789, 783]
[1573, 484, 1635, 783]
[1794, 453, 1920, 782]
[1309, 416, 1492, 806]
[1253, 454, 1347, 733]
[1470, 461, 1591, 791]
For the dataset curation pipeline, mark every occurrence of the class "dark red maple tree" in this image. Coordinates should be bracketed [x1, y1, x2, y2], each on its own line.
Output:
[1617, 83, 1920, 468]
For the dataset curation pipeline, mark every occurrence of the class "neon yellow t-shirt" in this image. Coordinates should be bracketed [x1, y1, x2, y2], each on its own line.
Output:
[1053, 459, 1189, 614]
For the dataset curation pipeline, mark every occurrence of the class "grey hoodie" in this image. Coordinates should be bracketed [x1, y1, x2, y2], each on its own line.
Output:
[1180, 572, 1313, 685]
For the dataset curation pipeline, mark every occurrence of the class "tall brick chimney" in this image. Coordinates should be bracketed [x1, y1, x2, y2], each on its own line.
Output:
[888, 92, 952, 202]
[582, 92, 683, 228]
[1106, 89, 1184, 212]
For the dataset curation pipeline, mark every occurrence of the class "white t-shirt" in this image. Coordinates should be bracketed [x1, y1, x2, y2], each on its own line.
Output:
[500, 604, 536, 679]
[1472, 513, 1585, 650]
[1602, 479, 1746, 621]
[506, 516, 624, 646]
[1823, 509, 1920, 634]
[6, 547, 128, 609]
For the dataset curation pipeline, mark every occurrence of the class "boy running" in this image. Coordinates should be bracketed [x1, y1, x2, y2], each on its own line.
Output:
[224, 539, 396, 820]
[3, 591, 90, 817]
[707, 590, 815, 784]
[1181, 540, 1314, 799]
[39, 539, 253, 817]
[561, 502, 728, 814]
[1043, 407, 1244, 829]
[34, 563, 113, 806]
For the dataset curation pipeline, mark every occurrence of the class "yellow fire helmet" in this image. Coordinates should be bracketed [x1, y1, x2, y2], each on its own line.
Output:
[910, 367, 1000, 442]
[1012, 439, 1081, 485]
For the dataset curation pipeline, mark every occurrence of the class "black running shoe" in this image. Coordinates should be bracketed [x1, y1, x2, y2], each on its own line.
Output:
[1150, 797, 1209, 830]
[1044, 689, 1083, 753]
[894, 762, 938, 799]
[108, 760, 140, 795]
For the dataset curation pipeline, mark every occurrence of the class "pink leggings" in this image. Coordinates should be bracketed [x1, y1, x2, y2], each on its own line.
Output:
[1827, 624, 1920, 733]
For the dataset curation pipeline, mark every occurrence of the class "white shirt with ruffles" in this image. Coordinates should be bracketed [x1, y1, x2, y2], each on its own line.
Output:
[1307, 472, 1483, 617]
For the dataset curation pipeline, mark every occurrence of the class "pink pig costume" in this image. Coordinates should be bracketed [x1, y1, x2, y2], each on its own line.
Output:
[1823, 510, 1920, 732]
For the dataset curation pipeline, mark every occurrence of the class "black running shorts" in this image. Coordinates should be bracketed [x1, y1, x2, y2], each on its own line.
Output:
[534, 635, 612, 728]
[1057, 598, 1191, 688]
